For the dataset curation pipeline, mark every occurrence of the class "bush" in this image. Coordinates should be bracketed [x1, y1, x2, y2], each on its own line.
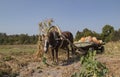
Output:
[72, 51, 108, 77]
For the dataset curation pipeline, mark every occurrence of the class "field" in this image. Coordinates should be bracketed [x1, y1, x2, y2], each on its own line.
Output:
[0, 41, 120, 77]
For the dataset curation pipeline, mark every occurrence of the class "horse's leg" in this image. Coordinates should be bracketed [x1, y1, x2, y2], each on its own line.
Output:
[55, 48, 59, 63]
[66, 46, 69, 60]
[51, 48, 55, 62]
[71, 45, 74, 54]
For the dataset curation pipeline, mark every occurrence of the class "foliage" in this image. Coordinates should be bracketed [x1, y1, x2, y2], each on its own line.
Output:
[112, 29, 120, 41]
[74, 28, 101, 41]
[75, 25, 120, 42]
[83, 28, 93, 37]
[42, 54, 47, 65]
[0, 33, 38, 45]
[42, 54, 50, 66]
[101, 25, 114, 42]
[0, 24, 120, 45]
[75, 31, 84, 41]
[71, 51, 108, 77]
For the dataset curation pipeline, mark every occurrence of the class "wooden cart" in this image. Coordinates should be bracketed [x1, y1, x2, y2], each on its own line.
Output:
[73, 42, 105, 54]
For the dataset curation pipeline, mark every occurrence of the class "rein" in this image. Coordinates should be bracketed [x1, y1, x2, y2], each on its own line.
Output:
[58, 37, 64, 48]
[47, 26, 72, 49]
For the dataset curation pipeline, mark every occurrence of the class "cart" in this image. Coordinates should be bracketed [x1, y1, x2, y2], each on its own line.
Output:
[73, 42, 105, 55]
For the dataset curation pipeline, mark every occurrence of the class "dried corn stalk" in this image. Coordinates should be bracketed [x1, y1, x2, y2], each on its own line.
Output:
[34, 19, 54, 61]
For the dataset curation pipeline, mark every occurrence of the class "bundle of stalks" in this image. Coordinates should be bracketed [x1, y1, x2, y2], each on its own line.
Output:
[33, 35, 43, 61]
[33, 19, 54, 61]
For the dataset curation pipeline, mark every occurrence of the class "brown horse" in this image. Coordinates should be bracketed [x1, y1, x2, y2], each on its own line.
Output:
[43, 30, 74, 63]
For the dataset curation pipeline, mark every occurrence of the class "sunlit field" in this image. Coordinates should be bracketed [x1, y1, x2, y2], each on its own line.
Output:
[0, 45, 36, 56]
[98, 41, 120, 76]
[0, 41, 120, 77]
[0, 45, 37, 77]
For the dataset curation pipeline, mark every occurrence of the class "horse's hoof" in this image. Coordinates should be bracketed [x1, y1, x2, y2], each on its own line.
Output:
[52, 61, 58, 65]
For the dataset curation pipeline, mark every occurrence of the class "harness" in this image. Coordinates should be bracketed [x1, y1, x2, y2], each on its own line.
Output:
[51, 32, 64, 49]
[55, 37, 64, 48]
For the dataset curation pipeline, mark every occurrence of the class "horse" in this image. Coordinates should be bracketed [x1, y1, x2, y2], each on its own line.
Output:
[43, 30, 74, 63]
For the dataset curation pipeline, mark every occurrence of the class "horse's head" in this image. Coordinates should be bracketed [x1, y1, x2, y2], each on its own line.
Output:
[43, 34, 49, 53]
[43, 31, 60, 53]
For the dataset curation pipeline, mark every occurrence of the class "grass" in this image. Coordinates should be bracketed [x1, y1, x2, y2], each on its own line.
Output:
[97, 41, 120, 76]
[0, 45, 37, 56]
[0, 45, 37, 77]
[0, 41, 120, 76]
[104, 41, 120, 56]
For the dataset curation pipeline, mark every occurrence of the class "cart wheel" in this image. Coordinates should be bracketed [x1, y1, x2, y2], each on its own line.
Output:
[89, 47, 94, 51]
[100, 46, 104, 53]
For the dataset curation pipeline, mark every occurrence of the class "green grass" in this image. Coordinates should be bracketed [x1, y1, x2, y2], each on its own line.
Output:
[0, 45, 37, 56]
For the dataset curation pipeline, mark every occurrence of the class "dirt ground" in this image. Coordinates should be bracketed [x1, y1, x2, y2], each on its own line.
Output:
[0, 41, 120, 77]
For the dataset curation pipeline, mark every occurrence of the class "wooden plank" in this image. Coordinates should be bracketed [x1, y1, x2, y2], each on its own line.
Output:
[74, 42, 94, 47]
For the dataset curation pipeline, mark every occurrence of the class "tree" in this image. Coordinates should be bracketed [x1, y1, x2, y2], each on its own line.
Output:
[0, 32, 38, 45]
[74, 28, 101, 41]
[0, 33, 7, 45]
[75, 31, 83, 41]
[18, 34, 30, 44]
[101, 25, 114, 42]
[83, 28, 93, 37]
[112, 28, 120, 41]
